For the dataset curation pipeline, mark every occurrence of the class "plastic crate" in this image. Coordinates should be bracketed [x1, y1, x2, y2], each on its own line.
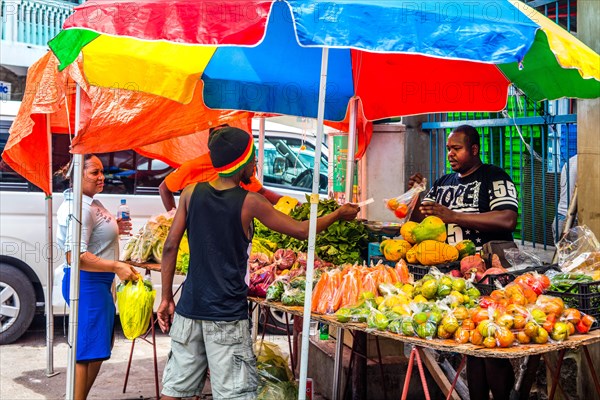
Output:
[474, 264, 561, 296]
[546, 280, 600, 331]
[407, 262, 460, 281]
[367, 242, 383, 265]
[369, 256, 460, 281]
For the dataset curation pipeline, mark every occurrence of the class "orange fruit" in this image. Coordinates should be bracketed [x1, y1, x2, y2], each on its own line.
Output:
[387, 198, 399, 210]
[517, 330, 531, 344]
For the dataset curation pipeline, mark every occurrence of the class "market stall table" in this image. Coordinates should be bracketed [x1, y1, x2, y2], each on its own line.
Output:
[249, 297, 600, 400]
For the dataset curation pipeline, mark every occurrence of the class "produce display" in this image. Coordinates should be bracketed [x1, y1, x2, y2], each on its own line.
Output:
[380, 216, 477, 266]
[121, 211, 190, 274]
[253, 197, 369, 266]
[261, 262, 597, 348]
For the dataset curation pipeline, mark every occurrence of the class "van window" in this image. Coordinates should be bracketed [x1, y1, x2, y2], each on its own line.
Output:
[0, 129, 173, 195]
[255, 135, 328, 194]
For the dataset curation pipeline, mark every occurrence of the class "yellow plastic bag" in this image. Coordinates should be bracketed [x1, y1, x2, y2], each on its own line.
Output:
[116, 276, 156, 340]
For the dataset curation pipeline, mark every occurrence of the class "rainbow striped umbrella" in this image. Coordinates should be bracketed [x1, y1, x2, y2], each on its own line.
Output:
[48, 2, 599, 398]
[49, 0, 599, 122]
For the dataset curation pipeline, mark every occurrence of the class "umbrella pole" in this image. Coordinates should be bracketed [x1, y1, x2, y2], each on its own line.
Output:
[65, 84, 84, 400]
[45, 116, 58, 377]
[298, 47, 329, 400]
[344, 99, 358, 202]
[251, 116, 266, 343]
[257, 116, 265, 182]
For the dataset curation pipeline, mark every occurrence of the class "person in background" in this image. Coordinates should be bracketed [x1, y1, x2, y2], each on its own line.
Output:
[409, 124, 519, 400]
[56, 154, 139, 400]
[157, 127, 359, 399]
[158, 125, 282, 211]
[553, 154, 578, 242]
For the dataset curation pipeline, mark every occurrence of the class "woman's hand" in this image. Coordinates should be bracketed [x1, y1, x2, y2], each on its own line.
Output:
[117, 217, 132, 236]
[114, 262, 139, 281]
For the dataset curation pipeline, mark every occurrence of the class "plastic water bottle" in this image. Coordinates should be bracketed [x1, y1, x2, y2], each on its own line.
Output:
[117, 199, 131, 239]
[319, 322, 329, 340]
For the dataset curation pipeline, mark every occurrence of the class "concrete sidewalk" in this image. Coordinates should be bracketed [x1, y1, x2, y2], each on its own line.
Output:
[0, 316, 321, 400]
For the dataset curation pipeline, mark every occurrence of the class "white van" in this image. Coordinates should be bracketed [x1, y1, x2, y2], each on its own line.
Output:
[0, 117, 330, 343]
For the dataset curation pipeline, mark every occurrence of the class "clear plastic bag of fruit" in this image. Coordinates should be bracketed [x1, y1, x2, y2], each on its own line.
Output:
[383, 179, 427, 223]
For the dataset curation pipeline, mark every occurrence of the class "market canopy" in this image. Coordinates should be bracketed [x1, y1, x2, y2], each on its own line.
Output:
[49, 0, 599, 122]
[2, 52, 373, 195]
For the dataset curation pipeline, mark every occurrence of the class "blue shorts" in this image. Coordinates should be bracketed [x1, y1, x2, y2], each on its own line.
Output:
[62, 267, 116, 363]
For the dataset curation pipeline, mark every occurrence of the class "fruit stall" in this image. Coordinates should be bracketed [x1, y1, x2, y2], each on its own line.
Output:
[122, 197, 600, 399]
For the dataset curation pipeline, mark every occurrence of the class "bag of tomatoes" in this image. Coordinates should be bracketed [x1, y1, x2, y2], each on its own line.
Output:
[384, 179, 427, 223]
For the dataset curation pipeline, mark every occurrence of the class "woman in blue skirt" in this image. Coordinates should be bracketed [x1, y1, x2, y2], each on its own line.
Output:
[57, 154, 138, 399]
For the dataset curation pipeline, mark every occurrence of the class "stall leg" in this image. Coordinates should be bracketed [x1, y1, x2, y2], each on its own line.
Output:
[374, 336, 388, 400]
[150, 315, 159, 400]
[284, 313, 296, 379]
[122, 339, 136, 393]
[401, 346, 431, 400]
[445, 355, 466, 400]
[332, 327, 345, 400]
[548, 349, 566, 400]
[122, 314, 160, 400]
[583, 346, 600, 396]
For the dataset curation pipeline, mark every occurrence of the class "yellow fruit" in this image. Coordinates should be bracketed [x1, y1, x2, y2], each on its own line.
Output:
[400, 221, 419, 244]
[413, 216, 447, 243]
[413, 294, 428, 303]
[406, 246, 418, 264]
[379, 239, 391, 255]
[413, 240, 459, 266]
[421, 279, 439, 300]
[382, 239, 412, 262]
[273, 196, 299, 215]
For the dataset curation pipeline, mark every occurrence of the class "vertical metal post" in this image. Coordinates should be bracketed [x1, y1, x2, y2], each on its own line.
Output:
[45, 116, 57, 377]
[298, 47, 328, 400]
[332, 327, 345, 400]
[65, 84, 83, 400]
[344, 99, 358, 202]
[257, 117, 265, 182]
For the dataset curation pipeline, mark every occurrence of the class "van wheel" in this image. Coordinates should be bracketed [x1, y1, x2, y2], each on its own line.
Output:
[258, 307, 293, 335]
[0, 264, 36, 344]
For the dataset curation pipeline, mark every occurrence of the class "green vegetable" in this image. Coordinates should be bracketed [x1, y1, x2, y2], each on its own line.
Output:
[266, 281, 285, 302]
[253, 198, 369, 265]
[550, 273, 593, 293]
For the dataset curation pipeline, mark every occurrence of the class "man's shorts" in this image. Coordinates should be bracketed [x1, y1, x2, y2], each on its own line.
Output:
[161, 313, 258, 400]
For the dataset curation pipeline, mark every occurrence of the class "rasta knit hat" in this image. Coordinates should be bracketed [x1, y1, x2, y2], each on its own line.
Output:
[208, 126, 256, 177]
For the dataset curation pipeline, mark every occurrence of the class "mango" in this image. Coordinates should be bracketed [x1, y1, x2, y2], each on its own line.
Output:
[454, 239, 476, 259]
[412, 216, 447, 243]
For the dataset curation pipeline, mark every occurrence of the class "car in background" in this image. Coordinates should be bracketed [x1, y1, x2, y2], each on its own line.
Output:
[253, 119, 329, 202]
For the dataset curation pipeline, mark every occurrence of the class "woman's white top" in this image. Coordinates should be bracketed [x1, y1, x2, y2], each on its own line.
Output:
[56, 189, 119, 263]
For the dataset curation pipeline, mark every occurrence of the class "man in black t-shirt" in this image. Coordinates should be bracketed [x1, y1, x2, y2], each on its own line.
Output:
[409, 124, 518, 400]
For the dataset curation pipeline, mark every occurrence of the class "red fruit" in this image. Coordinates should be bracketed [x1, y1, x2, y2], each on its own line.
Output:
[576, 320, 591, 334]
[581, 314, 596, 328]
[394, 203, 408, 218]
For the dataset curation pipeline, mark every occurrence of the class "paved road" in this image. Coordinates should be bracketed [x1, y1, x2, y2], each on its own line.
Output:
[1, 316, 314, 400]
